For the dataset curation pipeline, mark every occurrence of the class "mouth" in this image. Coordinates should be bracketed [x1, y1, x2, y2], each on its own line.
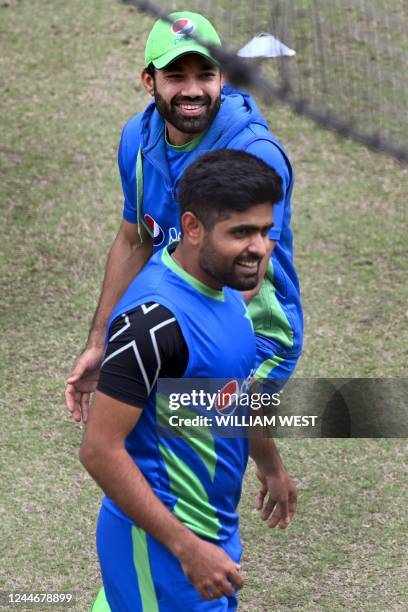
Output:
[235, 259, 260, 275]
[175, 103, 207, 116]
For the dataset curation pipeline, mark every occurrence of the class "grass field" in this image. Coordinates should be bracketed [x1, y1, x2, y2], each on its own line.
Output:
[1, 1, 407, 610]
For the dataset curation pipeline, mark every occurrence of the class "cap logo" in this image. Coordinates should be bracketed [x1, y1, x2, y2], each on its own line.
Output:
[171, 18, 196, 37]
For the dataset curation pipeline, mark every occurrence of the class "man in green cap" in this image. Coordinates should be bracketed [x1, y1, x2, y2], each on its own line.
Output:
[67, 10, 301, 611]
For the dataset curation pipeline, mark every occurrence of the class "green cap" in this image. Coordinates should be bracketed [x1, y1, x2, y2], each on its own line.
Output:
[145, 11, 222, 70]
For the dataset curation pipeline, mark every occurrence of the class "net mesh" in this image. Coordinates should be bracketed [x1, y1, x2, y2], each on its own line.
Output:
[125, 0, 408, 162]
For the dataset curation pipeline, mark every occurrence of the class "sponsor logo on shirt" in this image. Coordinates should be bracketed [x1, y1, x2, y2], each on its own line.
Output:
[168, 227, 182, 244]
[144, 214, 165, 247]
[215, 380, 240, 416]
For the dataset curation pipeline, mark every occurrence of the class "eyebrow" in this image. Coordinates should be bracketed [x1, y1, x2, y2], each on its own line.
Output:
[230, 222, 274, 232]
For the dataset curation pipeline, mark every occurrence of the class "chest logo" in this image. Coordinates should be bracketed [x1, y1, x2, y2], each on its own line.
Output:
[144, 214, 165, 247]
[215, 380, 239, 416]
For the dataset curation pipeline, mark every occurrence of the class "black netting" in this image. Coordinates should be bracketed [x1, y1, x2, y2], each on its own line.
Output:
[124, 0, 408, 162]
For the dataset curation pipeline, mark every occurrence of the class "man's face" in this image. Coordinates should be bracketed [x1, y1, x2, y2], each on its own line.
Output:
[198, 203, 274, 291]
[152, 54, 222, 134]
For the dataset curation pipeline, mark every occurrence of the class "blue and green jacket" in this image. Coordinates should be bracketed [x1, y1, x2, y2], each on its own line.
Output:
[118, 85, 303, 358]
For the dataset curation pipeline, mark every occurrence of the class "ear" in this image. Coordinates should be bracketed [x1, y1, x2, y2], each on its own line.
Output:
[181, 212, 204, 246]
[220, 71, 225, 89]
[141, 69, 155, 97]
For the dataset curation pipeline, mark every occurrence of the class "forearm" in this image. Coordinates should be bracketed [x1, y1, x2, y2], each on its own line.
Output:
[80, 445, 196, 558]
[249, 437, 285, 474]
[87, 223, 152, 348]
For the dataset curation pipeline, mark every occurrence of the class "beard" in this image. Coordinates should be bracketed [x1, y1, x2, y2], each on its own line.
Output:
[154, 87, 221, 134]
[198, 234, 262, 291]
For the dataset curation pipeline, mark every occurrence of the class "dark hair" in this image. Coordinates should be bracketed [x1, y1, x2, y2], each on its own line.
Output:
[145, 63, 155, 77]
[178, 149, 283, 228]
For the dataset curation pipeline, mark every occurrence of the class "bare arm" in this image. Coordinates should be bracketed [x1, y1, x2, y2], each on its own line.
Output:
[80, 392, 195, 552]
[249, 437, 297, 528]
[87, 220, 152, 348]
[65, 220, 152, 422]
[80, 391, 243, 600]
[249, 436, 284, 474]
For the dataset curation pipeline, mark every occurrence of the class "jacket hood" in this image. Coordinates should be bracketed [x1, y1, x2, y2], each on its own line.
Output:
[140, 85, 269, 154]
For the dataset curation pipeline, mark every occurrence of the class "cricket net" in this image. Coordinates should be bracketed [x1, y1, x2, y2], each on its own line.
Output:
[124, 0, 408, 163]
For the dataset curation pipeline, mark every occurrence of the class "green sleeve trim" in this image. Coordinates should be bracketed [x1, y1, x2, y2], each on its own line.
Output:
[136, 147, 152, 242]
[131, 526, 159, 612]
[247, 260, 294, 348]
[254, 355, 284, 380]
[161, 247, 225, 301]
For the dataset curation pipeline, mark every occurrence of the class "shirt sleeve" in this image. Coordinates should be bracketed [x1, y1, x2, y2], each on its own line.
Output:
[97, 303, 189, 408]
[245, 140, 291, 241]
[118, 124, 138, 224]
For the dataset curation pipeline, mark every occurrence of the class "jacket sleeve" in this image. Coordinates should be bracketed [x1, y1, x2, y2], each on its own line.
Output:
[118, 118, 140, 224]
[245, 139, 292, 241]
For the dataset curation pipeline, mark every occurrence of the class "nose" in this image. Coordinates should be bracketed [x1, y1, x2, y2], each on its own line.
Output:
[247, 232, 269, 259]
[180, 76, 204, 99]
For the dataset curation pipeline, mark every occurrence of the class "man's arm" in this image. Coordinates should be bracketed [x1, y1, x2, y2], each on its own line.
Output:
[249, 437, 297, 528]
[86, 219, 152, 347]
[80, 391, 243, 601]
[65, 220, 152, 423]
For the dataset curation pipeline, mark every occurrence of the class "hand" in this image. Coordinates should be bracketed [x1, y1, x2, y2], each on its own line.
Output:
[65, 346, 104, 423]
[255, 466, 297, 529]
[178, 537, 243, 601]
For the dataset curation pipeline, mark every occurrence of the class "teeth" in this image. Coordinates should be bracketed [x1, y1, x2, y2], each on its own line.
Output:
[238, 261, 258, 268]
[179, 104, 202, 110]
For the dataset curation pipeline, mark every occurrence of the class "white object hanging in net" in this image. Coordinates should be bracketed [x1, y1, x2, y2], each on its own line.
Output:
[237, 33, 296, 58]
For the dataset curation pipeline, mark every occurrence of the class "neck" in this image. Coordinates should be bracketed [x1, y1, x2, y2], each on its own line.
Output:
[172, 244, 223, 291]
[166, 122, 202, 147]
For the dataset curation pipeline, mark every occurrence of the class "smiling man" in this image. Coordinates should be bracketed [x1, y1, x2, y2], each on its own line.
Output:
[81, 150, 297, 612]
[66, 11, 303, 419]
[149, 54, 221, 138]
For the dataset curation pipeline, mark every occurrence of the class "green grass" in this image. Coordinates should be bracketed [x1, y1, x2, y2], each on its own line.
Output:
[1, 1, 407, 610]
[240, 441, 408, 611]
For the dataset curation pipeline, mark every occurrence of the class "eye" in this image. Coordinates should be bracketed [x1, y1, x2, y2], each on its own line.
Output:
[232, 228, 249, 238]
